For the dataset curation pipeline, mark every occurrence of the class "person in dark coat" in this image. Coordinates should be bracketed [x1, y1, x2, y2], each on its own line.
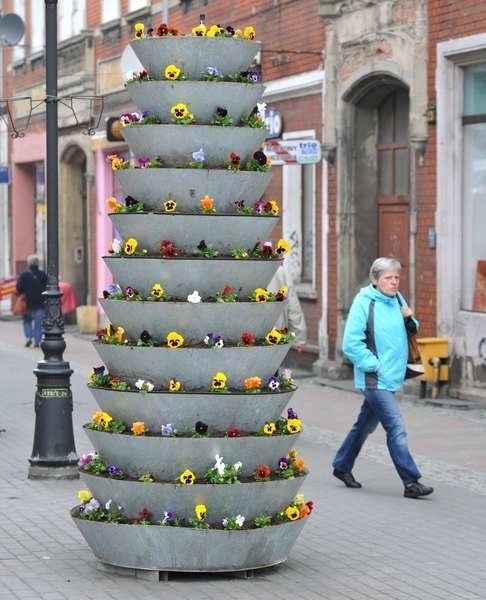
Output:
[16, 255, 48, 348]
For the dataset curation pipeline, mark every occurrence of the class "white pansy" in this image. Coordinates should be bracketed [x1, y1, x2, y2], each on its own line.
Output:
[257, 102, 267, 120]
[125, 70, 135, 81]
[215, 339, 224, 349]
[187, 290, 202, 303]
[135, 379, 145, 390]
[145, 381, 154, 392]
[233, 461, 242, 472]
[222, 517, 228, 527]
[111, 238, 122, 254]
[235, 515, 245, 527]
[105, 499, 112, 511]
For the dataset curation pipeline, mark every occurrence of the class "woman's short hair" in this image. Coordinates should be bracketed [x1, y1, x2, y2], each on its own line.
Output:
[27, 255, 40, 268]
[369, 257, 402, 281]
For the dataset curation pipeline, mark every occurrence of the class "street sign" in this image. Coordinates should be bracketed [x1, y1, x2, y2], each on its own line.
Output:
[265, 139, 322, 166]
[0, 165, 10, 184]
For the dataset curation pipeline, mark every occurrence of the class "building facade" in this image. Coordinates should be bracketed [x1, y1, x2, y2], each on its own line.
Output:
[317, 0, 486, 397]
[3, 0, 325, 353]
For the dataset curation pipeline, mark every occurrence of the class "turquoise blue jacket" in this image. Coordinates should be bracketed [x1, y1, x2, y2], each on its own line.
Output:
[342, 284, 418, 391]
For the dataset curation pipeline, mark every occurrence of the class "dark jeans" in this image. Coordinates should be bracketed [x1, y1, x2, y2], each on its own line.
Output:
[332, 388, 422, 485]
[23, 308, 44, 345]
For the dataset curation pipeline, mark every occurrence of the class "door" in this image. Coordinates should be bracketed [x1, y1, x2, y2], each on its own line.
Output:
[376, 89, 410, 295]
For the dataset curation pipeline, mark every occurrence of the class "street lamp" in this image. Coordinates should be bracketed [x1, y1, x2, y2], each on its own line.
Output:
[28, 0, 78, 479]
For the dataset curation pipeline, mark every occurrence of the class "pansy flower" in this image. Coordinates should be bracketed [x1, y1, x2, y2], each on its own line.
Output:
[287, 407, 298, 419]
[255, 464, 271, 481]
[92, 411, 113, 429]
[210, 371, 228, 391]
[123, 238, 138, 255]
[171, 103, 190, 119]
[268, 376, 280, 391]
[191, 147, 205, 163]
[125, 286, 140, 299]
[131, 421, 147, 435]
[206, 24, 222, 37]
[195, 421, 208, 435]
[243, 26, 256, 40]
[253, 150, 268, 166]
[169, 377, 182, 392]
[151, 283, 164, 299]
[265, 329, 282, 345]
[192, 24, 206, 36]
[160, 240, 178, 257]
[200, 195, 215, 212]
[137, 156, 150, 169]
[163, 198, 177, 213]
[276, 286, 287, 301]
[160, 424, 174, 436]
[206, 66, 219, 77]
[244, 376, 261, 391]
[162, 511, 176, 525]
[106, 197, 119, 212]
[279, 456, 290, 470]
[295, 457, 305, 471]
[79, 452, 96, 466]
[287, 418, 302, 434]
[187, 290, 202, 303]
[284, 506, 300, 521]
[227, 427, 241, 438]
[265, 200, 279, 216]
[275, 239, 291, 256]
[262, 422, 276, 435]
[134, 22, 145, 39]
[166, 331, 184, 348]
[140, 330, 152, 344]
[262, 241, 273, 257]
[164, 64, 181, 80]
[125, 195, 138, 207]
[254, 200, 265, 214]
[110, 238, 122, 254]
[179, 469, 196, 485]
[78, 489, 92, 504]
[240, 332, 255, 346]
[106, 464, 122, 478]
[195, 504, 207, 521]
[253, 287, 268, 302]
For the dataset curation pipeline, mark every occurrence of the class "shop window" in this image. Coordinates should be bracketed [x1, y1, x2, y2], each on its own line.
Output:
[462, 63, 486, 312]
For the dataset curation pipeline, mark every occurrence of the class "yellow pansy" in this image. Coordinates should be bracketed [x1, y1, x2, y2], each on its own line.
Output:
[169, 378, 182, 392]
[263, 422, 276, 435]
[287, 418, 302, 434]
[92, 411, 112, 429]
[285, 506, 300, 521]
[167, 331, 184, 348]
[206, 24, 220, 37]
[195, 504, 207, 521]
[275, 239, 291, 256]
[134, 22, 145, 39]
[171, 103, 190, 120]
[179, 469, 196, 484]
[151, 283, 164, 299]
[265, 328, 282, 345]
[114, 327, 125, 343]
[124, 238, 138, 255]
[78, 489, 92, 504]
[253, 287, 269, 302]
[164, 64, 181, 80]
[243, 26, 256, 40]
[192, 24, 207, 36]
[163, 199, 177, 213]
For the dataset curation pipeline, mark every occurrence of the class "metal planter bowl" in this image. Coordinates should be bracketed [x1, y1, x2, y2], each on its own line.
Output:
[126, 81, 264, 125]
[122, 125, 266, 169]
[109, 213, 278, 255]
[89, 386, 295, 432]
[93, 343, 290, 389]
[116, 169, 272, 213]
[81, 471, 306, 522]
[72, 514, 306, 572]
[130, 37, 261, 81]
[99, 299, 285, 342]
[103, 256, 281, 298]
[83, 427, 300, 480]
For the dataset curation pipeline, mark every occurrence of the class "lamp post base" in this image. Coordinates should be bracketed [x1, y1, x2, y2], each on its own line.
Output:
[28, 464, 79, 480]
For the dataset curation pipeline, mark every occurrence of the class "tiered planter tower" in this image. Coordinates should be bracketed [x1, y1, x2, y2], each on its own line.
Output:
[72, 28, 310, 574]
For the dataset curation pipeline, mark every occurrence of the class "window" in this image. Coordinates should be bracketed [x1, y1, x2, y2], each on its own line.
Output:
[102, 0, 120, 23]
[12, 0, 25, 62]
[129, 0, 148, 11]
[462, 63, 486, 311]
[30, 0, 44, 53]
[59, 0, 85, 41]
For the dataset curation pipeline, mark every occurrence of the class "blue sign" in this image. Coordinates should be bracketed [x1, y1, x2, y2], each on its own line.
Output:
[0, 165, 9, 184]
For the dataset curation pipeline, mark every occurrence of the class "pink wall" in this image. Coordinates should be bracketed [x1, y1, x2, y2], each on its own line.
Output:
[11, 132, 45, 273]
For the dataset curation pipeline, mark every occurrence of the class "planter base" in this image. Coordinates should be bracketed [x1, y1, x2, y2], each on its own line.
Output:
[73, 512, 306, 572]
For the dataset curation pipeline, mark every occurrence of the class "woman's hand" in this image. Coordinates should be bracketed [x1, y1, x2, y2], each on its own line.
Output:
[400, 306, 414, 318]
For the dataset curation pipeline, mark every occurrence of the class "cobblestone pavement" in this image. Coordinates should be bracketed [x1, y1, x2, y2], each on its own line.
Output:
[1, 319, 486, 599]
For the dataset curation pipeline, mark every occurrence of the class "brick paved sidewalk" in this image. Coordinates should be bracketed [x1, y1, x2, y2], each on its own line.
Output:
[1, 320, 486, 599]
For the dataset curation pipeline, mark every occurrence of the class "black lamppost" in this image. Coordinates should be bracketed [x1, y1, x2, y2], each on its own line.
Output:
[28, 0, 78, 479]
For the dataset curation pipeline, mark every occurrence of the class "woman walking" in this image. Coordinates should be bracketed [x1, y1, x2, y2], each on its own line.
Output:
[332, 257, 434, 499]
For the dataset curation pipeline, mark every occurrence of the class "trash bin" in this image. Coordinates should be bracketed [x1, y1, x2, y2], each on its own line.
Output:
[416, 337, 449, 382]
[76, 305, 98, 334]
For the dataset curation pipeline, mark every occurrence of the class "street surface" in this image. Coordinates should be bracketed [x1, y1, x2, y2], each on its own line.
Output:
[1, 318, 486, 599]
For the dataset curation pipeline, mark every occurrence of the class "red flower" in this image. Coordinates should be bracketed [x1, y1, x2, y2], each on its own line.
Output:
[241, 331, 256, 346]
[227, 427, 241, 437]
[255, 464, 271, 481]
[138, 507, 152, 520]
[160, 240, 178, 257]
[305, 500, 314, 512]
[157, 23, 169, 36]
[222, 284, 233, 297]
[230, 152, 241, 166]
